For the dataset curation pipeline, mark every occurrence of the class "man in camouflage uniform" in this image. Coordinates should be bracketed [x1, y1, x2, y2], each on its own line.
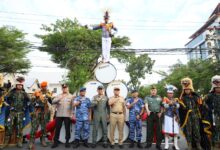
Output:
[178, 78, 203, 150]
[5, 77, 31, 148]
[144, 86, 163, 150]
[91, 85, 109, 148]
[28, 82, 53, 149]
[126, 89, 144, 148]
[73, 87, 91, 148]
[204, 75, 220, 150]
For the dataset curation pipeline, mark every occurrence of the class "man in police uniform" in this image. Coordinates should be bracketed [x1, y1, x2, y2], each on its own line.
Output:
[108, 87, 126, 149]
[51, 84, 73, 148]
[73, 87, 91, 148]
[91, 85, 109, 148]
[5, 77, 31, 148]
[126, 89, 144, 148]
[145, 85, 162, 150]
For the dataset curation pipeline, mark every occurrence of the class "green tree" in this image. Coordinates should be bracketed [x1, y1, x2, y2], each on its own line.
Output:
[125, 54, 154, 90]
[37, 18, 154, 93]
[0, 26, 30, 73]
[144, 59, 220, 98]
[36, 18, 131, 92]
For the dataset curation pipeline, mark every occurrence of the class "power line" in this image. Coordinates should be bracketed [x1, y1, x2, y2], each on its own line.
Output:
[0, 16, 202, 28]
[0, 19, 197, 31]
[0, 10, 218, 24]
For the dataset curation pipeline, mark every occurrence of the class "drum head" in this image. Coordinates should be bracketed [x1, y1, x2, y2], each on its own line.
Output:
[95, 63, 117, 84]
[88, 123, 103, 143]
[84, 80, 103, 100]
[107, 124, 129, 143]
[59, 123, 75, 143]
[106, 81, 128, 99]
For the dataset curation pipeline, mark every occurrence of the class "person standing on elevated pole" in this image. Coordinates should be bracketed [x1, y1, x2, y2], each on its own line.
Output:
[92, 11, 118, 63]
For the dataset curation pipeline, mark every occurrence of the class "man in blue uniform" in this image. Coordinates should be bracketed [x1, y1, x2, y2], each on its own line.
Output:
[73, 87, 91, 148]
[126, 90, 144, 148]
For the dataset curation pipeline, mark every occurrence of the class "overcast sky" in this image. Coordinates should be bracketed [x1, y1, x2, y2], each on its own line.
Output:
[0, 0, 219, 84]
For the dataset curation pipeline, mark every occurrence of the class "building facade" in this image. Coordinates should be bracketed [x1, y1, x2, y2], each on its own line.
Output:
[185, 3, 220, 60]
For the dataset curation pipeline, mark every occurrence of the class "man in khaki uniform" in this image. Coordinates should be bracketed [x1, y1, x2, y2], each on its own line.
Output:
[108, 87, 126, 149]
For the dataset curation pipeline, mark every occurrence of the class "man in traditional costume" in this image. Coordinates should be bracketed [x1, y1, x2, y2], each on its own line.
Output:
[204, 75, 220, 150]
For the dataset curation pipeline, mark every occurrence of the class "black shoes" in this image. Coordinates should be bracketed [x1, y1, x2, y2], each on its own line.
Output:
[119, 145, 124, 149]
[110, 144, 115, 149]
[72, 140, 80, 149]
[129, 141, 135, 148]
[91, 143, 96, 148]
[83, 140, 89, 148]
[103, 143, 108, 148]
[137, 142, 143, 149]
[65, 142, 70, 148]
[51, 143, 58, 149]
[145, 143, 152, 149]
[156, 145, 162, 150]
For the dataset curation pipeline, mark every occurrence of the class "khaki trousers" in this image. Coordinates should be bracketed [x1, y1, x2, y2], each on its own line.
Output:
[109, 113, 124, 145]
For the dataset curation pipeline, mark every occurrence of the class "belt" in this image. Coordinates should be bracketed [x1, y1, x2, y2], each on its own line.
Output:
[151, 112, 159, 114]
[112, 112, 123, 115]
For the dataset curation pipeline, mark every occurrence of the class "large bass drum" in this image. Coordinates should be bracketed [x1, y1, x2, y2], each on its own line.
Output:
[94, 63, 117, 84]
[84, 80, 103, 100]
[106, 80, 128, 99]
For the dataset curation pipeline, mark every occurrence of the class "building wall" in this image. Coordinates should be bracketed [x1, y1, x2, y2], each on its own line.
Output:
[186, 16, 220, 60]
[48, 83, 62, 96]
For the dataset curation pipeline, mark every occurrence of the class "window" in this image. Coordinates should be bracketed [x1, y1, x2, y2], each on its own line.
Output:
[53, 88, 57, 93]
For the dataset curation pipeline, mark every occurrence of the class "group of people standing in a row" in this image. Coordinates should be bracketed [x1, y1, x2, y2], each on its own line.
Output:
[0, 75, 219, 150]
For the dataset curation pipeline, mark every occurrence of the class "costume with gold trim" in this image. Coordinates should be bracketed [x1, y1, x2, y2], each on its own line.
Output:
[178, 77, 211, 150]
[203, 75, 220, 149]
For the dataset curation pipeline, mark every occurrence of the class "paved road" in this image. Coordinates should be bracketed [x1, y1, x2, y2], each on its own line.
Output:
[5, 140, 188, 150]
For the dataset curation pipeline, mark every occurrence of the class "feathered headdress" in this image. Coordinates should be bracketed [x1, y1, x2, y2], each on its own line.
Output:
[164, 84, 177, 93]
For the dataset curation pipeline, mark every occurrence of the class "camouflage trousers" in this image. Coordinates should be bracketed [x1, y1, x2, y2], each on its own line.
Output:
[5, 111, 24, 138]
[129, 119, 142, 141]
[30, 111, 49, 141]
[75, 120, 90, 140]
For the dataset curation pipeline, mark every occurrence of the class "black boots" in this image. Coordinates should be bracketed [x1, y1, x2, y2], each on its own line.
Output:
[129, 140, 135, 148]
[72, 140, 80, 148]
[137, 141, 143, 149]
[65, 140, 70, 148]
[51, 141, 59, 149]
[83, 139, 89, 148]
[129, 140, 143, 149]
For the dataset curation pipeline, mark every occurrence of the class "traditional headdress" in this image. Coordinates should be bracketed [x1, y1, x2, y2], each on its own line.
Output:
[210, 75, 220, 92]
[104, 11, 110, 19]
[165, 84, 177, 93]
[181, 77, 194, 91]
